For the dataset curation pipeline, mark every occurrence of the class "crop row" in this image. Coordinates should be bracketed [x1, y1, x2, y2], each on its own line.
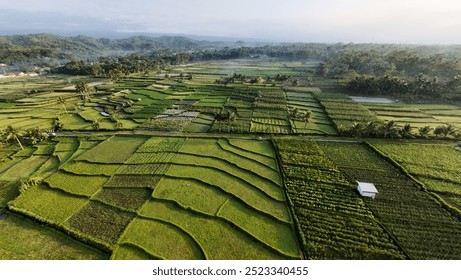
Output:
[76, 136, 147, 164]
[320, 141, 461, 259]
[273, 138, 404, 259]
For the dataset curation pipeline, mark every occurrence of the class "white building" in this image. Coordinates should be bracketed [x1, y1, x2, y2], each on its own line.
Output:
[356, 181, 378, 199]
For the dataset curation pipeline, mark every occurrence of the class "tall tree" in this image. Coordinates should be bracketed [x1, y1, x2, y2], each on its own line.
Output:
[4, 125, 24, 150]
[418, 126, 432, 138]
[303, 110, 312, 128]
[57, 96, 68, 114]
[76, 82, 91, 101]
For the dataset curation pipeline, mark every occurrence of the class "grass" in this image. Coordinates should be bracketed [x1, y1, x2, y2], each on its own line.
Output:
[104, 175, 161, 188]
[0, 181, 19, 207]
[76, 136, 147, 163]
[9, 184, 88, 224]
[321, 142, 461, 259]
[166, 164, 289, 222]
[118, 217, 205, 260]
[116, 163, 171, 175]
[0, 156, 48, 181]
[179, 139, 280, 182]
[33, 144, 55, 155]
[45, 172, 109, 197]
[68, 200, 135, 245]
[182, 122, 211, 133]
[111, 243, 157, 260]
[153, 177, 230, 216]
[62, 162, 121, 176]
[0, 213, 107, 260]
[372, 142, 461, 209]
[171, 153, 283, 200]
[217, 198, 301, 258]
[54, 138, 80, 152]
[140, 199, 291, 260]
[227, 139, 276, 158]
[217, 139, 278, 170]
[94, 188, 152, 211]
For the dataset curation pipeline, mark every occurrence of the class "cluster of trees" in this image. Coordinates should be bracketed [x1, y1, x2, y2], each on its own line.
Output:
[347, 74, 444, 99]
[0, 125, 51, 150]
[55, 55, 167, 80]
[288, 107, 312, 128]
[317, 49, 460, 79]
[213, 109, 236, 132]
[316, 49, 461, 101]
[215, 73, 299, 86]
[341, 121, 460, 139]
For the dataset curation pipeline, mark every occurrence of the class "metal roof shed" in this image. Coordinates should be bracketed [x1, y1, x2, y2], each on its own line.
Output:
[356, 181, 378, 199]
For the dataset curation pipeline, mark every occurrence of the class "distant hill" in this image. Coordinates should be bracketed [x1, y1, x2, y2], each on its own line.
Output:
[0, 33, 232, 69]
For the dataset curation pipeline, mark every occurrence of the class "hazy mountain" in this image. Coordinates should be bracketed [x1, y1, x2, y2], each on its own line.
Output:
[0, 33, 242, 68]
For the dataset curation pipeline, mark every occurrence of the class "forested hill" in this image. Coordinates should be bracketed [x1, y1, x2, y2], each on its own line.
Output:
[0, 33, 228, 67]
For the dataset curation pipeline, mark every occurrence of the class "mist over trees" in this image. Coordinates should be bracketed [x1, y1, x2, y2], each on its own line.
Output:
[2, 33, 461, 102]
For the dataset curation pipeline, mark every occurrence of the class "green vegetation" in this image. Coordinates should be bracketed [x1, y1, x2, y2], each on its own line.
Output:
[0, 213, 107, 260]
[320, 142, 461, 259]
[274, 139, 405, 259]
[2, 53, 461, 260]
[372, 142, 461, 210]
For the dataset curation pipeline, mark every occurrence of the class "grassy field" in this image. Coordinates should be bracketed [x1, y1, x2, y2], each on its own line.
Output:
[274, 138, 405, 259]
[2, 59, 461, 260]
[371, 142, 461, 211]
[2, 135, 302, 259]
[320, 141, 461, 259]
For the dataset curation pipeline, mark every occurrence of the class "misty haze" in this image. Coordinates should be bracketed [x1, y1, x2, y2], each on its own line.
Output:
[1, 0, 461, 274]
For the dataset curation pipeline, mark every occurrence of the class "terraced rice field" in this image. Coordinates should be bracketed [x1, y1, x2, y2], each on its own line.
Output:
[4, 136, 302, 260]
[371, 142, 461, 211]
[320, 141, 461, 259]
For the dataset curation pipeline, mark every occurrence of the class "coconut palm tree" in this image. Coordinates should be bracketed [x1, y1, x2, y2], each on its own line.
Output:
[76, 82, 91, 101]
[92, 118, 100, 131]
[57, 97, 68, 114]
[399, 124, 413, 138]
[227, 111, 236, 133]
[418, 126, 432, 138]
[303, 110, 312, 128]
[4, 125, 24, 150]
[52, 118, 63, 132]
[434, 124, 458, 138]
[288, 107, 299, 120]
[381, 121, 398, 138]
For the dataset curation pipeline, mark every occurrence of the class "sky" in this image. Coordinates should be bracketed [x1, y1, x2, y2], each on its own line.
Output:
[1, 0, 461, 43]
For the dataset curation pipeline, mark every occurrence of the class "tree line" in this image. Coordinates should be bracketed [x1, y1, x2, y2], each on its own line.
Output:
[316, 49, 461, 102]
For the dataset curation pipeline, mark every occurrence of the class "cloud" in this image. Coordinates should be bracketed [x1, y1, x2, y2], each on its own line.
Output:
[1, 0, 461, 43]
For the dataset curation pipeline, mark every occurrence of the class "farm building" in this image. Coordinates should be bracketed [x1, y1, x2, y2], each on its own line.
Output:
[356, 181, 378, 199]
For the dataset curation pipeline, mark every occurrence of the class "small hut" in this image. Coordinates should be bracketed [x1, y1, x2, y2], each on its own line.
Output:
[356, 181, 378, 199]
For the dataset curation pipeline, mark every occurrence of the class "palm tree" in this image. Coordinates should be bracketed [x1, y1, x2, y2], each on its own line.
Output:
[382, 121, 398, 138]
[350, 122, 365, 137]
[303, 110, 312, 128]
[4, 125, 24, 150]
[76, 82, 91, 101]
[364, 121, 379, 136]
[288, 107, 299, 120]
[115, 120, 123, 130]
[434, 124, 457, 137]
[227, 111, 236, 133]
[418, 126, 432, 138]
[434, 126, 445, 137]
[445, 124, 458, 137]
[52, 117, 63, 132]
[57, 97, 68, 114]
[399, 124, 413, 138]
[25, 127, 47, 145]
[92, 118, 100, 131]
